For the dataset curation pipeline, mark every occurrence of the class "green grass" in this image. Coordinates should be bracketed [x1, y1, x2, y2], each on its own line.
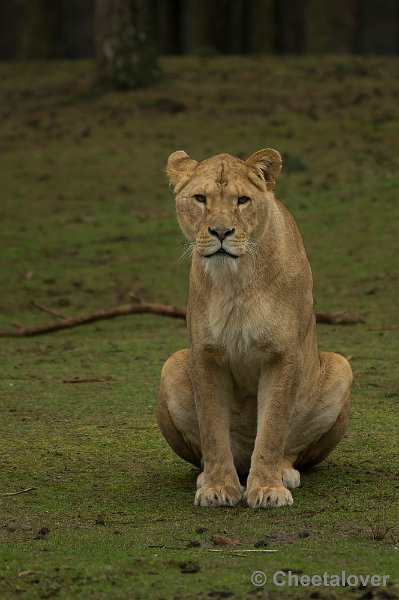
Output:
[0, 56, 398, 599]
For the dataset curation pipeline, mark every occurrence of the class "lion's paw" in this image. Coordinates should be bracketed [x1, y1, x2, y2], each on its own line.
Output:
[246, 485, 293, 509]
[194, 482, 244, 508]
[282, 467, 300, 489]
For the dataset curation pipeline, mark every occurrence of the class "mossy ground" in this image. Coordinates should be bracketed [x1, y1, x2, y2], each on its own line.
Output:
[0, 56, 398, 599]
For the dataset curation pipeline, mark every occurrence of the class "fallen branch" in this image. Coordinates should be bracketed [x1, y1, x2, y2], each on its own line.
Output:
[1, 487, 36, 497]
[0, 298, 362, 338]
[0, 300, 186, 337]
[61, 376, 113, 384]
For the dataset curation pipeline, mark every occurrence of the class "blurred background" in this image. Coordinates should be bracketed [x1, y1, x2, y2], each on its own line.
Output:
[1, 2, 399, 599]
[1, 0, 399, 61]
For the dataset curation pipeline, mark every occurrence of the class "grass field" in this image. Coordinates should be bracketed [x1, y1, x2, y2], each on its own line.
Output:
[0, 56, 398, 599]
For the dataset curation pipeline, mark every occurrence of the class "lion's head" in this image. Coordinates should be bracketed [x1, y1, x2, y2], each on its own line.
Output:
[167, 150, 282, 270]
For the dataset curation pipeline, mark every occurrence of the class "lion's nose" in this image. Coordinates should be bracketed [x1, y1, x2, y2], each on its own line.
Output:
[208, 227, 235, 241]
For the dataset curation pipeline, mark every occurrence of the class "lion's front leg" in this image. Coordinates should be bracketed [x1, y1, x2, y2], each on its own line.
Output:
[246, 358, 301, 508]
[191, 348, 244, 508]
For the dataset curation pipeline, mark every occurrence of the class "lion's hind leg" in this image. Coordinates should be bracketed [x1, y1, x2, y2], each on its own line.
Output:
[157, 348, 202, 468]
[294, 352, 352, 469]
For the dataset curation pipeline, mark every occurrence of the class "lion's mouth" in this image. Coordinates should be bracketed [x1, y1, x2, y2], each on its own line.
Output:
[204, 248, 239, 259]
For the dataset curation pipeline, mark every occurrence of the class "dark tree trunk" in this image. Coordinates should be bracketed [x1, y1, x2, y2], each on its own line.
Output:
[58, 0, 95, 58]
[247, 0, 277, 54]
[0, 0, 17, 58]
[206, 0, 230, 53]
[359, 0, 399, 54]
[95, 0, 161, 90]
[16, 0, 61, 59]
[155, 0, 179, 54]
[305, 0, 360, 53]
[277, 0, 305, 54]
[178, 0, 209, 55]
[226, 0, 246, 53]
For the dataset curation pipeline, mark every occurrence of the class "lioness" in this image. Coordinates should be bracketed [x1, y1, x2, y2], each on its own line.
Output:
[157, 149, 352, 508]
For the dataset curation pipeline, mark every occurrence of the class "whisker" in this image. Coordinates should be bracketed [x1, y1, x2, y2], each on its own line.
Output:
[245, 240, 259, 265]
[177, 241, 196, 265]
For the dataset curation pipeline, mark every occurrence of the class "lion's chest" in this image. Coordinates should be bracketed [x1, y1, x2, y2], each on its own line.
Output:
[208, 295, 258, 354]
[207, 290, 277, 389]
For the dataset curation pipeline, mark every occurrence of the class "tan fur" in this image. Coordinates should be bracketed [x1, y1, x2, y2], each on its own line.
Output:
[157, 149, 353, 508]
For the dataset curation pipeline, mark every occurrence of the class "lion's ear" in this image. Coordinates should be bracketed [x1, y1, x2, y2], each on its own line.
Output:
[166, 150, 198, 191]
[245, 148, 282, 189]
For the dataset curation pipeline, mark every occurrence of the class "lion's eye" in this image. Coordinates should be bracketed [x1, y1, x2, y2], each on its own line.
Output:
[193, 194, 206, 204]
[237, 196, 250, 205]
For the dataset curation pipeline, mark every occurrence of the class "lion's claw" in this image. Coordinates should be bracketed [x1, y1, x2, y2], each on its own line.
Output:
[194, 482, 244, 507]
[246, 485, 293, 508]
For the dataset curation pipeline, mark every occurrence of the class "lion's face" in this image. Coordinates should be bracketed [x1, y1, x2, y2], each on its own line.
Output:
[167, 150, 282, 268]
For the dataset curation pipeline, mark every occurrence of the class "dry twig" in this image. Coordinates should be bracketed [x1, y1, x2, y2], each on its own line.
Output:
[61, 376, 113, 384]
[1, 487, 36, 497]
[31, 301, 69, 320]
